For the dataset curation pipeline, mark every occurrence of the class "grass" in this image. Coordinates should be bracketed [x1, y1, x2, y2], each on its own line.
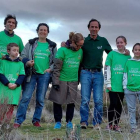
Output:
[3, 116, 139, 140]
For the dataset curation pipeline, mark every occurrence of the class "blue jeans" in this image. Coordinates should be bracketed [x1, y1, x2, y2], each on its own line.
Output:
[80, 70, 104, 126]
[15, 72, 50, 124]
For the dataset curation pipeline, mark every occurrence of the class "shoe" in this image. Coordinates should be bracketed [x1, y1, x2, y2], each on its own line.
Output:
[54, 122, 61, 129]
[113, 125, 122, 132]
[13, 123, 21, 129]
[106, 124, 113, 130]
[66, 122, 73, 129]
[94, 124, 100, 130]
[33, 122, 41, 127]
[130, 128, 137, 133]
[80, 122, 87, 129]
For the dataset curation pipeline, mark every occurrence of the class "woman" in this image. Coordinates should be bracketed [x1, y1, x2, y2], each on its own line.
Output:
[48, 32, 84, 129]
[14, 23, 57, 128]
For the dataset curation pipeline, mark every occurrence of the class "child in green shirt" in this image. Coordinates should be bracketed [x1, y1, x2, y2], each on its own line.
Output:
[123, 43, 140, 133]
[0, 43, 25, 129]
[104, 36, 131, 132]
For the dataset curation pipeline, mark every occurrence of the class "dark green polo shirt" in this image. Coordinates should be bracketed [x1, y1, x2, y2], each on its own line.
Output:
[81, 34, 112, 69]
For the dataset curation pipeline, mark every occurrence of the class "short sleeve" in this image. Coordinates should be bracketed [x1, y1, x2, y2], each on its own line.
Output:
[19, 37, 24, 53]
[19, 62, 25, 75]
[124, 61, 128, 73]
[105, 52, 112, 66]
[104, 38, 112, 54]
[55, 48, 65, 61]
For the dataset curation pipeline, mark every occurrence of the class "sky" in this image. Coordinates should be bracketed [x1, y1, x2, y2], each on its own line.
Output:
[0, 0, 140, 61]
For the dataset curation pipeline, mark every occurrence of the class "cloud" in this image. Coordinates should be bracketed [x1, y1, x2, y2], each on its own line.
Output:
[0, 0, 140, 49]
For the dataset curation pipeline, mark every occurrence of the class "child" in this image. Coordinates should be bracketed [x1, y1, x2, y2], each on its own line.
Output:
[0, 43, 25, 128]
[123, 43, 140, 133]
[48, 32, 83, 129]
[104, 36, 131, 131]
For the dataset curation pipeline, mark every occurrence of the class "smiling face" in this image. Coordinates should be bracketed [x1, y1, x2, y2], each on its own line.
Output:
[116, 37, 126, 52]
[37, 25, 48, 40]
[7, 46, 19, 59]
[88, 21, 100, 39]
[5, 18, 16, 32]
[133, 45, 140, 58]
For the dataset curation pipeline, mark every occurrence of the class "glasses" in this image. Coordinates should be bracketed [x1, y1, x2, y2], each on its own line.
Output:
[75, 43, 83, 47]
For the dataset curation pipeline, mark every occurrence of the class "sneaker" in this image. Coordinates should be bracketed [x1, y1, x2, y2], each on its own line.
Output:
[80, 122, 87, 129]
[106, 124, 113, 130]
[130, 128, 137, 133]
[113, 125, 122, 132]
[94, 124, 100, 130]
[33, 122, 41, 127]
[66, 122, 73, 129]
[54, 122, 61, 129]
[13, 123, 21, 129]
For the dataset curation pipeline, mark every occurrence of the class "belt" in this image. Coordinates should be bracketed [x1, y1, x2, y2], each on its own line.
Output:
[82, 67, 101, 72]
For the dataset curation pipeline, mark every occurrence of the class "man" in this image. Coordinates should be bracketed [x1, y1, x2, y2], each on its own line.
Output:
[0, 14, 24, 58]
[80, 19, 112, 129]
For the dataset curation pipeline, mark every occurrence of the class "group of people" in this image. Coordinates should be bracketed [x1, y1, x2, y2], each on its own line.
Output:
[0, 14, 139, 134]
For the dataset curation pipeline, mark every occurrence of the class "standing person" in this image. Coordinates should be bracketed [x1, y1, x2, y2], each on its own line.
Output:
[14, 23, 57, 128]
[48, 32, 83, 129]
[0, 14, 24, 58]
[104, 36, 131, 131]
[123, 43, 140, 133]
[0, 43, 25, 128]
[80, 19, 112, 129]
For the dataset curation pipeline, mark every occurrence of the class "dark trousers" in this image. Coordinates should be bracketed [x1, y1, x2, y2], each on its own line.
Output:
[108, 91, 124, 125]
[53, 102, 75, 122]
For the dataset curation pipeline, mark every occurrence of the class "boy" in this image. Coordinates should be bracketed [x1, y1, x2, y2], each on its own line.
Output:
[0, 43, 25, 128]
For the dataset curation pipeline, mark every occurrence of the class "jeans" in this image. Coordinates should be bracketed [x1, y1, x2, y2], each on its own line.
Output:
[80, 70, 104, 126]
[125, 89, 140, 129]
[15, 72, 50, 124]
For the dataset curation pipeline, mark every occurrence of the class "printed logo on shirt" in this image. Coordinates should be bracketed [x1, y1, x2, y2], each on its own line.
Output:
[0, 46, 7, 54]
[113, 64, 123, 71]
[129, 68, 140, 76]
[7, 74, 16, 82]
[78, 54, 81, 60]
[97, 46, 102, 49]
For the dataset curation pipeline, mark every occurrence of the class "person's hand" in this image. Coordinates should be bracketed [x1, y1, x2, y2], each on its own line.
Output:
[107, 87, 111, 91]
[124, 49, 130, 56]
[44, 69, 51, 73]
[8, 83, 13, 89]
[8, 83, 17, 89]
[53, 85, 60, 91]
[26, 60, 34, 67]
[61, 42, 66, 47]
[11, 84, 17, 89]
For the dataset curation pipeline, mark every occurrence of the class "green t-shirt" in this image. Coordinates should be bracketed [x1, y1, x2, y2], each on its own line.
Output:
[0, 59, 25, 105]
[82, 35, 112, 69]
[124, 59, 140, 91]
[55, 47, 83, 81]
[105, 51, 131, 92]
[0, 31, 24, 58]
[34, 42, 50, 74]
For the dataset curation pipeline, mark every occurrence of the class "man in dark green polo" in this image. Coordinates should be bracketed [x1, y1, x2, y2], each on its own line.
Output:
[80, 19, 112, 129]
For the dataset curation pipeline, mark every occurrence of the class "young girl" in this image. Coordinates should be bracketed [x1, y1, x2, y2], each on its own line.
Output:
[48, 32, 83, 129]
[123, 43, 140, 133]
[104, 36, 131, 131]
[0, 43, 25, 128]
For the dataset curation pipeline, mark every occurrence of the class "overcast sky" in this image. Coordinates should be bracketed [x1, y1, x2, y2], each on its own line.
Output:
[0, 0, 140, 59]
